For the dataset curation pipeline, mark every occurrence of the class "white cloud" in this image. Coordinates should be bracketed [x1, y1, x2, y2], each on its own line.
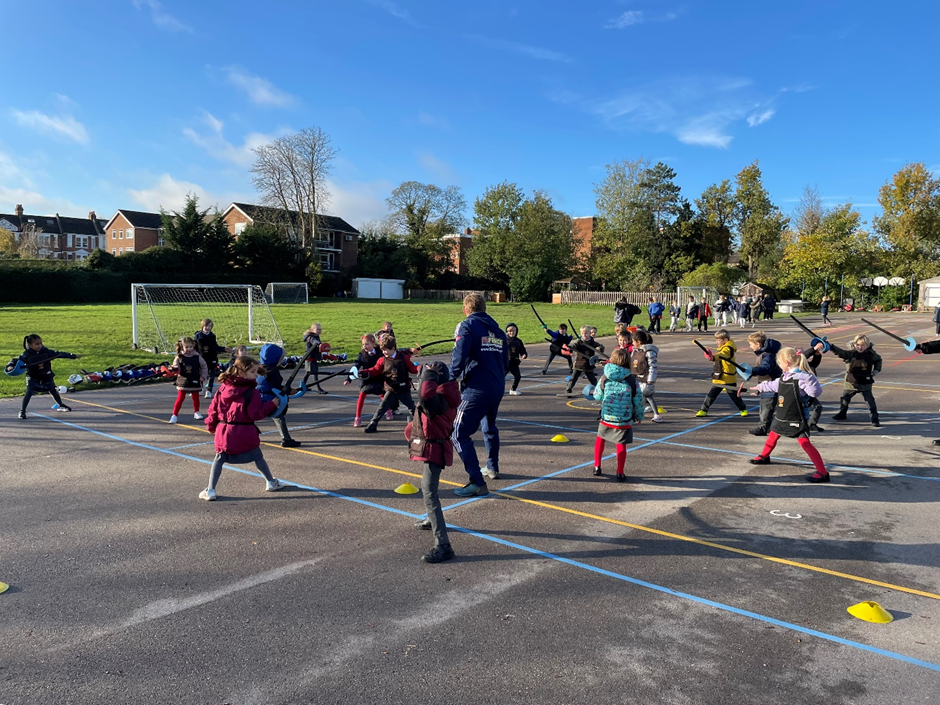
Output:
[132, 0, 193, 33]
[223, 66, 295, 107]
[0, 186, 90, 218]
[606, 11, 644, 29]
[417, 112, 450, 130]
[417, 151, 456, 181]
[183, 112, 284, 168]
[11, 109, 89, 144]
[466, 34, 574, 63]
[363, 0, 420, 27]
[326, 178, 394, 228]
[128, 174, 246, 213]
[573, 76, 777, 149]
[747, 109, 775, 127]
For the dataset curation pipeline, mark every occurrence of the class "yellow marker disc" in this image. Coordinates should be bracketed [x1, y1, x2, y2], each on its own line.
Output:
[551, 434, 569, 443]
[394, 483, 420, 495]
[847, 601, 893, 624]
[0, 581, 9, 594]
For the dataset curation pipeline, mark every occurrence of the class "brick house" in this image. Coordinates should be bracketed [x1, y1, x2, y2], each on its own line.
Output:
[571, 216, 597, 260]
[0, 204, 106, 260]
[442, 228, 475, 275]
[101, 210, 164, 256]
[220, 202, 359, 273]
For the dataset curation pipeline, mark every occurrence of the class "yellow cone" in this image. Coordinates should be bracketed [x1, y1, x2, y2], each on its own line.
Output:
[847, 601, 893, 624]
[657, 407, 666, 414]
[0, 581, 8, 594]
[551, 434, 569, 443]
[394, 483, 420, 495]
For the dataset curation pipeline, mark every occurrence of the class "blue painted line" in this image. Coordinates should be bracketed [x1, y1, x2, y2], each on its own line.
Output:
[34, 413, 940, 673]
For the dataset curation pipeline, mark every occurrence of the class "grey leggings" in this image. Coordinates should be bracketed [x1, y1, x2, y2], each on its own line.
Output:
[208, 448, 274, 490]
[421, 462, 449, 547]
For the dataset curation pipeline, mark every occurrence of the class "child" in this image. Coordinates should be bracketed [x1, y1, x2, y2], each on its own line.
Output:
[541, 323, 574, 375]
[301, 323, 327, 394]
[746, 331, 782, 435]
[375, 321, 395, 345]
[696, 298, 711, 332]
[169, 337, 207, 424]
[696, 329, 749, 418]
[617, 330, 633, 352]
[199, 356, 286, 500]
[825, 334, 882, 427]
[748, 348, 830, 483]
[668, 302, 681, 332]
[592, 348, 645, 481]
[648, 297, 665, 334]
[360, 335, 419, 433]
[802, 345, 825, 432]
[505, 323, 528, 396]
[16, 334, 80, 419]
[256, 343, 301, 447]
[565, 325, 604, 396]
[345, 333, 383, 427]
[736, 297, 748, 328]
[194, 318, 231, 398]
[406, 361, 462, 563]
[685, 297, 698, 333]
[631, 329, 662, 422]
[222, 345, 250, 372]
[820, 296, 832, 328]
[614, 322, 625, 338]
[749, 297, 763, 326]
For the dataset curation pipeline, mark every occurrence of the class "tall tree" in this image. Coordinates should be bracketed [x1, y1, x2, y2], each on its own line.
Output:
[17, 223, 42, 259]
[385, 181, 467, 285]
[733, 161, 788, 280]
[874, 162, 940, 279]
[161, 194, 232, 267]
[640, 161, 682, 230]
[466, 181, 526, 287]
[695, 180, 736, 263]
[509, 190, 573, 301]
[793, 185, 824, 237]
[250, 126, 337, 252]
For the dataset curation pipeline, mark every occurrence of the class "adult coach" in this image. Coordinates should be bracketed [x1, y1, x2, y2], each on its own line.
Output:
[450, 292, 508, 497]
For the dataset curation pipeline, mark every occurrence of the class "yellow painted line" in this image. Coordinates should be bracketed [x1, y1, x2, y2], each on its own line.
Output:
[491, 492, 940, 601]
[70, 395, 940, 601]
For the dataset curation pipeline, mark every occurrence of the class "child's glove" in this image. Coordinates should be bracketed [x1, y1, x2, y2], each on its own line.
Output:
[704, 349, 714, 361]
[541, 324, 548, 330]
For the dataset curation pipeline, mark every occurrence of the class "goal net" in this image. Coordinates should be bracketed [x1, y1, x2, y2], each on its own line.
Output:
[265, 282, 309, 304]
[677, 286, 721, 315]
[132, 283, 284, 354]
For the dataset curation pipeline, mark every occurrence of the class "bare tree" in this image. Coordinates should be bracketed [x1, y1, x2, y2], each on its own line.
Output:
[793, 185, 825, 237]
[250, 127, 337, 252]
[17, 223, 42, 259]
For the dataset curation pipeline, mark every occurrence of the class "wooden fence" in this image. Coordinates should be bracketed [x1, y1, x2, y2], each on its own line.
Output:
[559, 291, 678, 306]
[405, 289, 489, 301]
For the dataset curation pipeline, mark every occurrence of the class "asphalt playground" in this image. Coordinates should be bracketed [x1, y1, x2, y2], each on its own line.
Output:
[2, 311, 939, 704]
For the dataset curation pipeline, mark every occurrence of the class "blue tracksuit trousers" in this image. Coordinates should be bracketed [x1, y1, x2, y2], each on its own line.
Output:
[452, 390, 501, 486]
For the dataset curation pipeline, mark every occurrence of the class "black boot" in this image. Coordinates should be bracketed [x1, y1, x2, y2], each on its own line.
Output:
[364, 422, 378, 433]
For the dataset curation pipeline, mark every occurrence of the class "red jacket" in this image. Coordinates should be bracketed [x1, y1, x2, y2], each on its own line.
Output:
[361, 351, 419, 393]
[405, 374, 461, 466]
[205, 376, 278, 455]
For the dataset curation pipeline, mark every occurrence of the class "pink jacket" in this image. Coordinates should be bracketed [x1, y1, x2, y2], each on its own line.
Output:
[205, 376, 278, 455]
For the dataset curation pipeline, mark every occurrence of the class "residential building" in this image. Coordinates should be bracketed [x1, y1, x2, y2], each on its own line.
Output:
[442, 228, 475, 276]
[220, 202, 359, 273]
[102, 210, 164, 256]
[0, 204, 106, 260]
[571, 216, 597, 260]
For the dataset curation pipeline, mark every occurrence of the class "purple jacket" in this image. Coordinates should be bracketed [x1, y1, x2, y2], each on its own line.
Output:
[754, 370, 822, 399]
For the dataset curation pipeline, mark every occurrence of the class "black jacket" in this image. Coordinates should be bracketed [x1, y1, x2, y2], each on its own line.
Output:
[19, 346, 77, 382]
[571, 338, 604, 371]
[194, 331, 226, 364]
[614, 301, 641, 324]
[507, 337, 528, 363]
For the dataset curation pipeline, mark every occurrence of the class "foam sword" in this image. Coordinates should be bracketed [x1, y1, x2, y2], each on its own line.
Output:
[692, 339, 753, 380]
[789, 315, 831, 353]
[860, 318, 918, 352]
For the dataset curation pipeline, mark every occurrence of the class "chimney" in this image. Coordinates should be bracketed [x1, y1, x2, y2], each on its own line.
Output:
[88, 211, 96, 220]
[15, 204, 23, 216]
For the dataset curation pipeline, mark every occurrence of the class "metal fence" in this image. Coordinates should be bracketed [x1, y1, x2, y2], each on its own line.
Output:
[559, 291, 678, 306]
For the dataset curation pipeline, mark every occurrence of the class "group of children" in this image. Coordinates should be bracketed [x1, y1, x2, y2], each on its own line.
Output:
[11, 306, 898, 563]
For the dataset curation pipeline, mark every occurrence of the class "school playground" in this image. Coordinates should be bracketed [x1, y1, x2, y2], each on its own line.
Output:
[2, 312, 939, 704]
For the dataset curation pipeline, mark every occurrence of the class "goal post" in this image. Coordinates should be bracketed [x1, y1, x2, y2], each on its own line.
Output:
[264, 282, 309, 304]
[131, 283, 284, 354]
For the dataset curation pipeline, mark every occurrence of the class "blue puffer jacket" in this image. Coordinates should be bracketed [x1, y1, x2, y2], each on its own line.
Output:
[750, 338, 782, 398]
[256, 343, 285, 402]
[593, 362, 645, 426]
[450, 312, 508, 396]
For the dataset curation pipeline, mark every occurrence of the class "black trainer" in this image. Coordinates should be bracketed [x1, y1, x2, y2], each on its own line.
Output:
[871, 419, 881, 428]
[281, 439, 301, 448]
[363, 424, 378, 434]
[593, 466, 602, 476]
[17, 410, 27, 419]
[809, 424, 825, 432]
[749, 427, 768, 436]
[422, 545, 455, 564]
[749, 455, 771, 465]
[807, 472, 831, 483]
[832, 413, 847, 421]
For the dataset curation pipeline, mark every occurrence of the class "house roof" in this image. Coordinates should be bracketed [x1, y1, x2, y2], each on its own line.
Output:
[105, 209, 164, 230]
[226, 202, 360, 235]
[0, 212, 107, 235]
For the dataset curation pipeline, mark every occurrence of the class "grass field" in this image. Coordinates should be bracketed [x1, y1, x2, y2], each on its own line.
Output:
[0, 299, 638, 398]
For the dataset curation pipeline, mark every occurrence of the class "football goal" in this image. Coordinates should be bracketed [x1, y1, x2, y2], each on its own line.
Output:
[265, 282, 309, 304]
[132, 283, 284, 354]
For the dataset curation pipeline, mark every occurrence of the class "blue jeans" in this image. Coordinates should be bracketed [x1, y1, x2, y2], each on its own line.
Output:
[452, 390, 501, 486]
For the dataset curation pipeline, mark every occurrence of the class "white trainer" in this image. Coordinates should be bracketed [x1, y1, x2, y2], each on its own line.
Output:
[482, 468, 500, 480]
[204, 391, 213, 399]
[199, 488, 216, 501]
[193, 412, 204, 420]
[266, 479, 285, 492]
[651, 414, 663, 423]
[509, 390, 521, 396]
[169, 414, 178, 424]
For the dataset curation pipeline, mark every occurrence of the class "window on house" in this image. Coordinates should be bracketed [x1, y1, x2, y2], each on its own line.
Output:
[119, 230, 124, 239]
[112, 230, 116, 239]
[112, 248, 116, 255]
[234, 222, 247, 234]
[126, 228, 134, 240]
[319, 252, 336, 271]
[119, 247, 123, 254]
[125, 246, 134, 252]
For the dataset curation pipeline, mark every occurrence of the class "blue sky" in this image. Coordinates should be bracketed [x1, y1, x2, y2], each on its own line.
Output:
[1, 0, 937, 230]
